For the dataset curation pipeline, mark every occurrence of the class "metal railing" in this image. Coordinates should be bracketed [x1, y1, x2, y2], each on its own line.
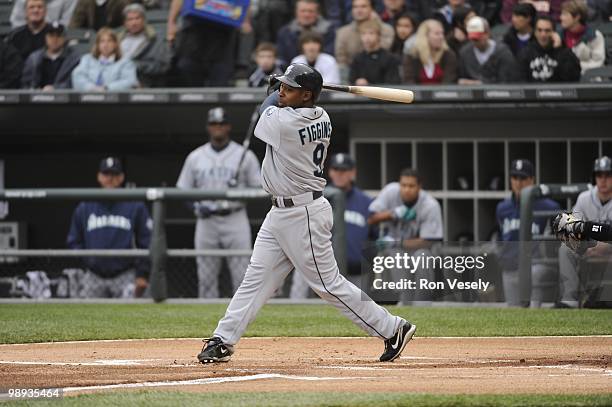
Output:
[0, 187, 346, 302]
[518, 183, 591, 306]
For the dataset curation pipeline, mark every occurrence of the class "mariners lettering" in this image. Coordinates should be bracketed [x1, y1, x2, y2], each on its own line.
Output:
[298, 121, 332, 145]
[502, 218, 541, 235]
[87, 214, 132, 232]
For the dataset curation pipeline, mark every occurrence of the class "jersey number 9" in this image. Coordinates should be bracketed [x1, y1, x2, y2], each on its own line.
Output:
[313, 143, 326, 178]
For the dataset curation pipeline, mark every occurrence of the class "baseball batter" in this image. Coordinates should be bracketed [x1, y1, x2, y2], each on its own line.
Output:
[177, 107, 261, 298]
[198, 64, 416, 363]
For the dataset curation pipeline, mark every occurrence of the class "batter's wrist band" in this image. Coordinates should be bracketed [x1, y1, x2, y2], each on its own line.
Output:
[584, 222, 612, 241]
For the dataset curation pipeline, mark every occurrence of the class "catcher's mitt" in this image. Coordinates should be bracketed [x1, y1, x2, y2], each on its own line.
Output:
[552, 212, 594, 254]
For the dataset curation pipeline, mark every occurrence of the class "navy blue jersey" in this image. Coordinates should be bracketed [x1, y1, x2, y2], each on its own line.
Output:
[496, 195, 560, 270]
[342, 186, 375, 273]
[67, 201, 152, 277]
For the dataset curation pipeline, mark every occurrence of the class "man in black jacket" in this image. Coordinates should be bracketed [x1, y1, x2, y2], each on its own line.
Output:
[517, 16, 581, 82]
[21, 22, 81, 89]
[0, 42, 23, 89]
[5, 0, 50, 61]
[503, 2, 536, 56]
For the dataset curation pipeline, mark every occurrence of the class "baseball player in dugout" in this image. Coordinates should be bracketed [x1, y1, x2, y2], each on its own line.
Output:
[198, 63, 416, 364]
[290, 153, 375, 298]
[495, 159, 560, 307]
[66, 157, 152, 298]
[368, 168, 443, 304]
[176, 107, 261, 298]
[555, 156, 612, 309]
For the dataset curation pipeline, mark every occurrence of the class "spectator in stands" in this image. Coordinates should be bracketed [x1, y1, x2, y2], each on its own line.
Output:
[67, 157, 152, 298]
[325, 0, 386, 29]
[586, 0, 612, 21]
[556, 156, 612, 308]
[276, 0, 336, 66]
[558, 0, 605, 73]
[252, 0, 294, 44]
[350, 19, 401, 84]
[72, 27, 138, 90]
[69, 0, 130, 30]
[0, 42, 23, 89]
[5, 0, 50, 61]
[446, 5, 476, 54]
[21, 22, 81, 89]
[290, 153, 375, 297]
[495, 159, 560, 307]
[11, 0, 77, 28]
[291, 31, 341, 83]
[458, 16, 520, 84]
[380, 0, 410, 26]
[517, 16, 581, 81]
[335, 0, 395, 82]
[167, 0, 237, 87]
[436, 0, 468, 31]
[368, 168, 443, 304]
[503, 2, 537, 56]
[501, 0, 562, 24]
[390, 12, 418, 56]
[470, 0, 503, 25]
[248, 42, 284, 87]
[117, 4, 170, 87]
[403, 19, 458, 84]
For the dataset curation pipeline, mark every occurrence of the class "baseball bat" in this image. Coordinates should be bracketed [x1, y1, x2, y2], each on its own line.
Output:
[323, 84, 414, 104]
[227, 105, 260, 188]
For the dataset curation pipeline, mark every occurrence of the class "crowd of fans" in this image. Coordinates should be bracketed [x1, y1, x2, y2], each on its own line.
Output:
[0, 0, 610, 90]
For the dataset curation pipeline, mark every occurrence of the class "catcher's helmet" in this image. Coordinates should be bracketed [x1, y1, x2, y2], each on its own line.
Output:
[276, 63, 323, 101]
[593, 156, 611, 174]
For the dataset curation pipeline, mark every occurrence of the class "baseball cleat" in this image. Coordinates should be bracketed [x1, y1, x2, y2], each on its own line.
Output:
[197, 337, 234, 363]
[379, 322, 416, 362]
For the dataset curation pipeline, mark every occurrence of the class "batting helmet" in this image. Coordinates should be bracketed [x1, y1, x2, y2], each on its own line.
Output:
[593, 156, 611, 174]
[275, 63, 323, 102]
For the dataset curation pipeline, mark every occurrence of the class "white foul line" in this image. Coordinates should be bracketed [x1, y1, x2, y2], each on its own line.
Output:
[61, 374, 377, 393]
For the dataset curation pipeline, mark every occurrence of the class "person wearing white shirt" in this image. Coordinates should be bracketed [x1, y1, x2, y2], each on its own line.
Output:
[291, 31, 340, 84]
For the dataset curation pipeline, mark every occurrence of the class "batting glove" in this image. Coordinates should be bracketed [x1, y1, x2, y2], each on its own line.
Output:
[193, 203, 213, 219]
[552, 212, 592, 254]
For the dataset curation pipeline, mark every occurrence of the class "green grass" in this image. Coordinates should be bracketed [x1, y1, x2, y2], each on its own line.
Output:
[0, 304, 610, 344]
[4, 392, 612, 407]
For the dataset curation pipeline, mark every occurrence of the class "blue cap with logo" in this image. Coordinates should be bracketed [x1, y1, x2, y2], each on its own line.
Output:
[510, 159, 534, 178]
[329, 153, 355, 170]
[99, 157, 123, 174]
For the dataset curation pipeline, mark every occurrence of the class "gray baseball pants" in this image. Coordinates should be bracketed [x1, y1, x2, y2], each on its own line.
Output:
[214, 197, 403, 345]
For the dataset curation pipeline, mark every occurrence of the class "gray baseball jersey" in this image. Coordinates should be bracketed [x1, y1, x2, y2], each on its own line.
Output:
[176, 140, 261, 209]
[369, 183, 443, 241]
[212, 102, 404, 345]
[573, 187, 612, 222]
[254, 105, 330, 197]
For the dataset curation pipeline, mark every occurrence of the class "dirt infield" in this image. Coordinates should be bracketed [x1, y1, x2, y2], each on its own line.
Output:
[1, 337, 610, 396]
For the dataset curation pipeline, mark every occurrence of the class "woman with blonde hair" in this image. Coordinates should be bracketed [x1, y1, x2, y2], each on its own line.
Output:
[72, 27, 138, 91]
[403, 19, 458, 84]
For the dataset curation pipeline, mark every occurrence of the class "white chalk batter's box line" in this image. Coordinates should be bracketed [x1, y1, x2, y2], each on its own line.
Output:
[1, 335, 611, 347]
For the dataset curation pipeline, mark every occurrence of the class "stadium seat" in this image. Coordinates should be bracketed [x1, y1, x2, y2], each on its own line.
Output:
[581, 65, 612, 82]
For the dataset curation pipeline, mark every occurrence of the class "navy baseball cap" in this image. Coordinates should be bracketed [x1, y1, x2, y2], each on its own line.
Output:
[207, 107, 228, 124]
[510, 159, 534, 178]
[329, 153, 355, 170]
[47, 21, 65, 35]
[99, 157, 123, 174]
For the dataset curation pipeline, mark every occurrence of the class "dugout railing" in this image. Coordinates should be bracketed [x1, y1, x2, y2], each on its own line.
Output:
[517, 183, 606, 307]
[0, 187, 347, 302]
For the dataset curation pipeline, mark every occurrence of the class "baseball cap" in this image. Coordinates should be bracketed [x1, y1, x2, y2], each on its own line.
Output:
[47, 21, 65, 35]
[99, 157, 123, 174]
[466, 16, 488, 40]
[329, 153, 355, 170]
[207, 107, 228, 124]
[510, 159, 534, 178]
